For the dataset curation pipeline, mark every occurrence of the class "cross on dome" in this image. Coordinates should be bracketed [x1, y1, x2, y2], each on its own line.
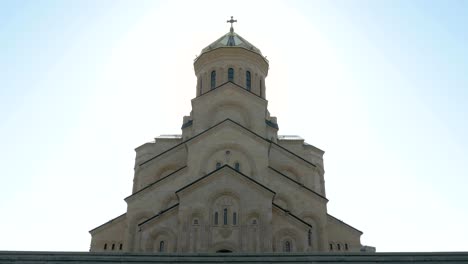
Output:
[227, 16, 237, 32]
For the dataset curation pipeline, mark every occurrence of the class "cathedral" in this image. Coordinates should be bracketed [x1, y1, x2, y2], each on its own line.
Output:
[89, 18, 365, 254]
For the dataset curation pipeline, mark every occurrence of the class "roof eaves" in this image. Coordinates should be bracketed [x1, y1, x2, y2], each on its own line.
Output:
[268, 166, 328, 202]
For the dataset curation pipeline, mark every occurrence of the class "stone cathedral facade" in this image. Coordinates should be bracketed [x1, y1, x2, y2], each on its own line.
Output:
[89, 20, 365, 254]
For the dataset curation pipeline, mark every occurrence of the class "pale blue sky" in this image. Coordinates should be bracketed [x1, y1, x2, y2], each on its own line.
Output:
[1, 0, 467, 252]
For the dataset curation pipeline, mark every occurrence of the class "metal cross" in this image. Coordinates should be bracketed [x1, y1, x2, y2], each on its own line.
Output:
[227, 16, 237, 31]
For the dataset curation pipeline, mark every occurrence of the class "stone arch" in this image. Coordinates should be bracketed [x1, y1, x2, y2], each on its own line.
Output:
[210, 241, 238, 253]
[128, 211, 154, 252]
[300, 213, 325, 251]
[274, 194, 292, 211]
[145, 228, 177, 253]
[244, 210, 261, 252]
[154, 164, 179, 182]
[208, 101, 252, 129]
[273, 228, 302, 252]
[161, 193, 179, 210]
[279, 165, 303, 184]
[209, 191, 240, 226]
[187, 207, 206, 252]
[198, 143, 257, 177]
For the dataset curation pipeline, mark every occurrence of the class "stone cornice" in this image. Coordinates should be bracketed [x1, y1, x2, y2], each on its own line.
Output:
[268, 166, 328, 202]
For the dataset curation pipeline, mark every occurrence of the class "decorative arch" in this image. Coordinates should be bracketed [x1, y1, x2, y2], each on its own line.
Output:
[145, 228, 177, 253]
[154, 164, 180, 182]
[207, 102, 252, 129]
[161, 194, 179, 210]
[279, 166, 303, 184]
[210, 241, 238, 253]
[299, 213, 325, 251]
[129, 211, 156, 252]
[245, 210, 261, 252]
[198, 143, 258, 177]
[273, 228, 302, 252]
[273, 195, 292, 211]
[209, 191, 240, 227]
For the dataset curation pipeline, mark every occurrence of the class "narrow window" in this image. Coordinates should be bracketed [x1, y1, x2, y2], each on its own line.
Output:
[259, 79, 263, 97]
[119, 243, 123, 250]
[284, 241, 291, 252]
[223, 208, 228, 225]
[345, 243, 349, 250]
[104, 243, 107, 250]
[111, 243, 115, 250]
[308, 229, 312, 246]
[193, 219, 199, 225]
[252, 219, 257, 225]
[211, 71, 216, 89]
[216, 162, 221, 169]
[159, 241, 165, 252]
[214, 212, 219, 225]
[233, 212, 237, 225]
[228, 68, 234, 82]
[234, 162, 240, 171]
[337, 244, 341, 251]
[329, 243, 333, 251]
[199, 78, 202, 95]
[246, 71, 251, 90]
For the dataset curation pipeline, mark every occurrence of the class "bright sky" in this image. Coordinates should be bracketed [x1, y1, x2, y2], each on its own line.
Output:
[1, 0, 467, 252]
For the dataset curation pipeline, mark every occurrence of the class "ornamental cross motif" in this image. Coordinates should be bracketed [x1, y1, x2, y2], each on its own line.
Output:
[227, 16, 237, 31]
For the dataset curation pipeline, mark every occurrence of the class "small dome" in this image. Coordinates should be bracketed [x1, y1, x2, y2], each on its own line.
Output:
[200, 29, 263, 56]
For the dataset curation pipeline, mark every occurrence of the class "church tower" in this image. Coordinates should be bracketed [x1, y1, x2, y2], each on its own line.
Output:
[89, 18, 365, 253]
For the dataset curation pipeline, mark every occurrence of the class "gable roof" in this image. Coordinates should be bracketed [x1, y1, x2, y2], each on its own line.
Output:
[327, 214, 363, 234]
[194, 80, 267, 102]
[139, 118, 317, 170]
[89, 213, 126, 234]
[138, 203, 179, 227]
[273, 203, 312, 228]
[176, 165, 275, 196]
[124, 166, 187, 202]
[268, 166, 328, 202]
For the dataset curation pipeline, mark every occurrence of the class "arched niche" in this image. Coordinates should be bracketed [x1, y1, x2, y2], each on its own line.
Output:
[300, 213, 324, 251]
[209, 192, 240, 227]
[206, 101, 252, 129]
[273, 228, 302, 252]
[273, 195, 291, 211]
[279, 166, 302, 184]
[145, 228, 177, 253]
[198, 143, 257, 177]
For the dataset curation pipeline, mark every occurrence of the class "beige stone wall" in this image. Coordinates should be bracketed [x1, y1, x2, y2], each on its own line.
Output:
[89, 31, 366, 253]
[326, 215, 362, 252]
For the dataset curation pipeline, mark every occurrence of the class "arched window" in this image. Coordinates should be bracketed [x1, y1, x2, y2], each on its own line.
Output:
[284, 241, 291, 252]
[193, 218, 199, 225]
[246, 71, 251, 90]
[159, 241, 165, 252]
[216, 162, 221, 169]
[228, 68, 234, 82]
[337, 244, 341, 251]
[345, 243, 349, 250]
[214, 212, 219, 225]
[252, 219, 257, 225]
[111, 243, 115, 250]
[233, 212, 237, 225]
[104, 243, 107, 250]
[223, 208, 228, 225]
[308, 229, 312, 246]
[329, 243, 333, 251]
[211, 70, 216, 89]
[119, 243, 123, 250]
[234, 162, 240, 171]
